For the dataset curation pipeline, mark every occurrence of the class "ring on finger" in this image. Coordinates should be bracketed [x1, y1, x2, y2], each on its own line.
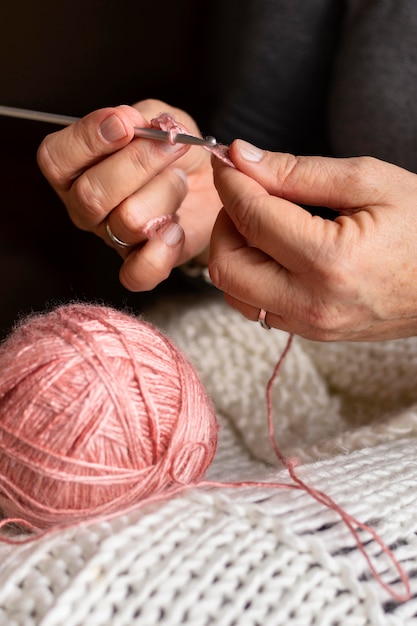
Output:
[105, 221, 133, 249]
[258, 308, 271, 330]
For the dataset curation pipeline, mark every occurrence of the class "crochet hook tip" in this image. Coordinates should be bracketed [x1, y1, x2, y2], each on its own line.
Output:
[133, 127, 217, 147]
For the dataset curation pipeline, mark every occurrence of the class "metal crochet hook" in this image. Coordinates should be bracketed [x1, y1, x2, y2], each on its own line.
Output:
[0, 105, 217, 147]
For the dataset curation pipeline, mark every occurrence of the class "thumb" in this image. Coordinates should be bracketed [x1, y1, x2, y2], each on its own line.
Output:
[212, 151, 336, 274]
[229, 139, 394, 211]
[37, 105, 144, 190]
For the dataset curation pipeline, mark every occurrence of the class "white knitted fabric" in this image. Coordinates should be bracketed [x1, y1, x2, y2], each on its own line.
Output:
[1, 292, 417, 625]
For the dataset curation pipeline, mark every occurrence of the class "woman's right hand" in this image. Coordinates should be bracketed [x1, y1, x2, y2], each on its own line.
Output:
[209, 140, 417, 342]
[37, 99, 223, 291]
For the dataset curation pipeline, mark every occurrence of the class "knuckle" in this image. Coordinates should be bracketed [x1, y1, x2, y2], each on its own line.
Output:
[79, 123, 105, 158]
[302, 267, 356, 339]
[347, 155, 378, 178]
[278, 154, 306, 192]
[120, 256, 170, 292]
[36, 140, 50, 176]
[36, 139, 67, 188]
[72, 172, 109, 225]
[305, 304, 342, 340]
[137, 98, 166, 114]
[232, 195, 263, 241]
[138, 99, 193, 128]
[207, 253, 233, 290]
[119, 195, 150, 233]
[344, 156, 381, 199]
[308, 327, 340, 342]
[119, 266, 140, 292]
[127, 142, 152, 177]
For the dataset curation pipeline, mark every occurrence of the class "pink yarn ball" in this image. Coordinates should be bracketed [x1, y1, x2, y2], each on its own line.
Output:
[0, 303, 218, 530]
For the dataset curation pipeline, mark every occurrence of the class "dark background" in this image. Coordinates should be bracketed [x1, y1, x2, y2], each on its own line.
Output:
[0, 1, 243, 338]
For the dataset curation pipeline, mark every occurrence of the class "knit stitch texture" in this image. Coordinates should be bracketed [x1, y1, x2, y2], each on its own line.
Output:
[1, 292, 417, 625]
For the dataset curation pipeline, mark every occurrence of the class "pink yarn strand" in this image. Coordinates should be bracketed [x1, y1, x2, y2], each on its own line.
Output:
[150, 111, 234, 166]
[204, 332, 410, 601]
[133, 112, 234, 241]
[0, 303, 410, 601]
[265, 334, 410, 602]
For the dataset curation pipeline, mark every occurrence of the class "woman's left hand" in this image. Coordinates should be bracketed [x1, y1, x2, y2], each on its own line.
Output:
[37, 100, 222, 291]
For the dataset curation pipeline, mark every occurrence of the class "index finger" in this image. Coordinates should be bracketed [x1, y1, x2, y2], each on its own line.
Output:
[37, 105, 146, 189]
[212, 157, 337, 273]
[228, 140, 404, 210]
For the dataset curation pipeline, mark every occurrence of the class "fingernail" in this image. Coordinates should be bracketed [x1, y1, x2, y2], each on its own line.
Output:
[100, 114, 128, 142]
[161, 222, 184, 247]
[236, 139, 264, 162]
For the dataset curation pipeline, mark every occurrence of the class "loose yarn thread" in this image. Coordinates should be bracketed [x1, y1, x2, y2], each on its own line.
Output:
[130, 114, 411, 599]
[134, 115, 409, 600]
[201, 334, 410, 602]
[0, 308, 410, 599]
[263, 336, 410, 602]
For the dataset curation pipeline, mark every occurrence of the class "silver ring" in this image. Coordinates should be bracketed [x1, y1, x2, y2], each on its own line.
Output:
[258, 308, 271, 330]
[105, 222, 133, 249]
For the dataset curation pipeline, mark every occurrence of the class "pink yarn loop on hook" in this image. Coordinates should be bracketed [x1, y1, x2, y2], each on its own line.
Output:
[150, 111, 235, 167]
[135, 111, 234, 241]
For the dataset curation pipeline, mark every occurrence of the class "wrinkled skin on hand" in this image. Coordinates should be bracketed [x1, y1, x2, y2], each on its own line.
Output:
[38, 100, 222, 291]
[209, 140, 417, 342]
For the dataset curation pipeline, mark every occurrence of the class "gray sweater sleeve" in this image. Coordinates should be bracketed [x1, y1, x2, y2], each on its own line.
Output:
[209, 0, 417, 173]
[329, 0, 417, 172]
[209, 0, 342, 155]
